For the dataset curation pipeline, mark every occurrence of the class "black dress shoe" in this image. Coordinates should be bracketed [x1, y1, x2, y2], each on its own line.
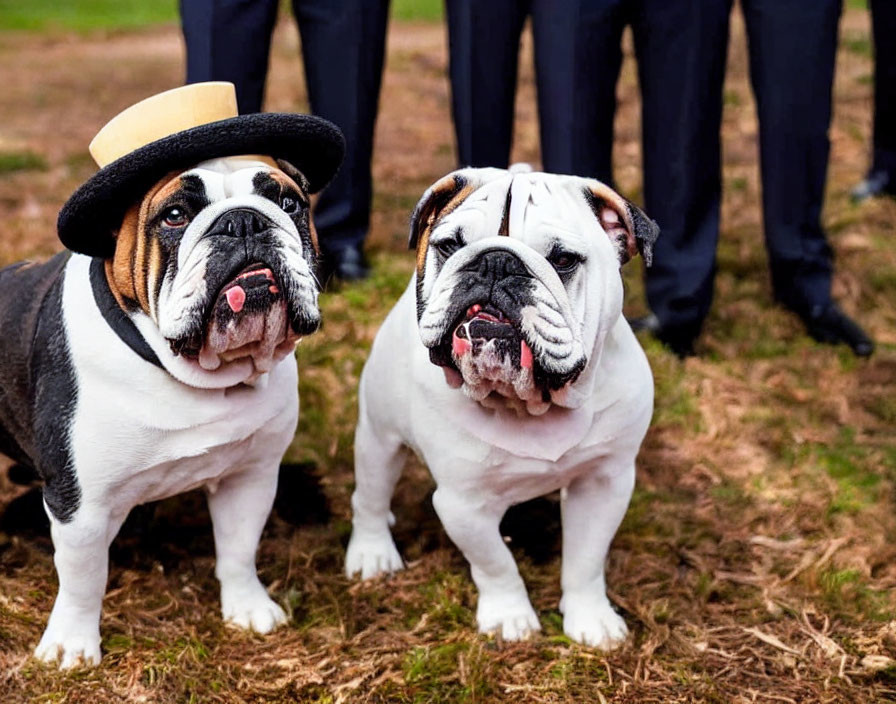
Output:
[851, 169, 896, 202]
[319, 244, 370, 284]
[801, 303, 874, 357]
[627, 313, 697, 359]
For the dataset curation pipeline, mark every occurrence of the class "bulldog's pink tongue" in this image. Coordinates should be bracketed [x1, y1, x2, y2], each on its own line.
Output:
[452, 328, 472, 356]
[225, 286, 246, 313]
[520, 340, 533, 369]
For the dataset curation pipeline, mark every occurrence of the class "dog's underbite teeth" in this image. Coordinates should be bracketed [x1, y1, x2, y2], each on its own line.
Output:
[445, 301, 551, 413]
[452, 304, 518, 360]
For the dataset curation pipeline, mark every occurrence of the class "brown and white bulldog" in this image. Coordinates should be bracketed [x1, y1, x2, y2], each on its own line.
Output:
[0, 156, 321, 667]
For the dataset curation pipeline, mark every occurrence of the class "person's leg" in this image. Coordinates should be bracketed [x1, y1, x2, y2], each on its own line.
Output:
[742, 0, 872, 355]
[445, 0, 530, 168]
[293, 0, 390, 278]
[870, 0, 896, 176]
[531, 0, 626, 185]
[180, 0, 280, 113]
[854, 0, 896, 199]
[634, 0, 732, 355]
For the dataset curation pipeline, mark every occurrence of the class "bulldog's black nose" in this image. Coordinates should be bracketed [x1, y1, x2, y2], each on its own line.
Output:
[208, 209, 273, 239]
[464, 249, 529, 279]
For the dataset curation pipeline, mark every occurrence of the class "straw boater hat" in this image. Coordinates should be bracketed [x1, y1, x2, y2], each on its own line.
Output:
[57, 82, 345, 258]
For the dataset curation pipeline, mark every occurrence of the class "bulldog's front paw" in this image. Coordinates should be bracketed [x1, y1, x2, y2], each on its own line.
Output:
[221, 586, 287, 634]
[345, 532, 404, 580]
[561, 595, 628, 649]
[34, 628, 101, 669]
[476, 591, 541, 641]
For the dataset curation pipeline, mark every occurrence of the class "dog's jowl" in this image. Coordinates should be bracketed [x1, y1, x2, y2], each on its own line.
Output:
[346, 167, 658, 648]
[0, 83, 344, 667]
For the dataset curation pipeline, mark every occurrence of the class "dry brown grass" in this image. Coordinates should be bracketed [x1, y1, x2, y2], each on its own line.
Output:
[1, 8, 895, 703]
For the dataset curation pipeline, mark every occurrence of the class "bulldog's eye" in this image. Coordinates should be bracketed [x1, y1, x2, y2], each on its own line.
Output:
[434, 241, 460, 259]
[280, 195, 300, 214]
[548, 250, 582, 275]
[433, 232, 465, 260]
[162, 207, 189, 228]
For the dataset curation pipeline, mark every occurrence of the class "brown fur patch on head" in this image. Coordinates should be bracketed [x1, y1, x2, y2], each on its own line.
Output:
[269, 170, 308, 202]
[409, 173, 474, 278]
[274, 158, 311, 196]
[269, 169, 316, 253]
[106, 171, 181, 318]
[583, 181, 659, 266]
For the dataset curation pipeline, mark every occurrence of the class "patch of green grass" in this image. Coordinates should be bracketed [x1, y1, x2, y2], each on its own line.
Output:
[392, 0, 443, 22]
[102, 633, 134, 654]
[548, 652, 610, 690]
[695, 572, 714, 601]
[842, 33, 873, 58]
[728, 176, 749, 192]
[541, 610, 565, 636]
[403, 642, 494, 702]
[138, 635, 213, 694]
[723, 90, 742, 107]
[715, 234, 767, 279]
[620, 486, 682, 542]
[0, 151, 47, 174]
[0, 0, 440, 34]
[280, 585, 305, 622]
[0, 0, 177, 32]
[649, 351, 700, 428]
[405, 643, 464, 683]
[813, 427, 881, 517]
[869, 268, 896, 296]
[709, 480, 749, 507]
[158, 636, 209, 664]
[418, 572, 475, 632]
[713, 315, 792, 359]
[818, 567, 893, 622]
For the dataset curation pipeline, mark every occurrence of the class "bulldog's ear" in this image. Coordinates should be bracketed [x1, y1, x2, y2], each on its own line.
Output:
[275, 158, 311, 197]
[408, 172, 471, 251]
[583, 181, 659, 266]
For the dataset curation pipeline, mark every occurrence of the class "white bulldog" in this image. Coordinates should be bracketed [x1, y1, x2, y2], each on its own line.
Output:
[1, 157, 321, 667]
[345, 167, 658, 648]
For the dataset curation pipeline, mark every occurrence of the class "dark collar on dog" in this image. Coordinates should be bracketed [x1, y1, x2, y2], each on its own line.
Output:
[89, 258, 163, 369]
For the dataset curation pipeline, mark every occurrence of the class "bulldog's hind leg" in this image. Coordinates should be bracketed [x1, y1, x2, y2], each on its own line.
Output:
[432, 487, 541, 641]
[559, 463, 635, 649]
[345, 412, 407, 579]
[35, 508, 125, 668]
[206, 463, 286, 633]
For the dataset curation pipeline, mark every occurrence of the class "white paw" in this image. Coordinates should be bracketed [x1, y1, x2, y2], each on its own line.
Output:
[561, 595, 628, 649]
[345, 531, 404, 580]
[476, 591, 541, 641]
[221, 587, 287, 634]
[35, 629, 101, 669]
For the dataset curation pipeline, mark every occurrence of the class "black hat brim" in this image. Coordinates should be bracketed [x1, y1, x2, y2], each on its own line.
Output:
[57, 112, 345, 257]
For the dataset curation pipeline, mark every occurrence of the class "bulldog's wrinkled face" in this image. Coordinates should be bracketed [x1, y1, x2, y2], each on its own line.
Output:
[106, 156, 319, 377]
[410, 167, 658, 416]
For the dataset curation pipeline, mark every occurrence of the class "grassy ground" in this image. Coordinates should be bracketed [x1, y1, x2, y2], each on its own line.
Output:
[1, 5, 895, 704]
[0, 0, 442, 32]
